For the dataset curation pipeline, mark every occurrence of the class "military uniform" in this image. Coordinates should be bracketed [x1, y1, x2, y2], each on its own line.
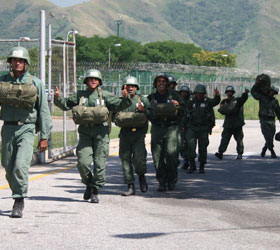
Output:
[54, 69, 131, 202]
[178, 85, 191, 169]
[0, 46, 52, 218]
[148, 79, 184, 191]
[216, 88, 248, 159]
[118, 94, 150, 192]
[1, 71, 52, 197]
[184, 84, 220, 173]
[251, 84, 280, 157]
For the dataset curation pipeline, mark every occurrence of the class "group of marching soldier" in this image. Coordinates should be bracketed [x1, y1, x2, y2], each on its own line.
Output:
[2, 46, 280, 218]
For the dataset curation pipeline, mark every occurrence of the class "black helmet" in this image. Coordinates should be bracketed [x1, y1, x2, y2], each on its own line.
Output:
[256, 74, 271, 86]
[225, 85, 235, 94]
[167, 75, 177, 86]
[153, 73, 169, 88]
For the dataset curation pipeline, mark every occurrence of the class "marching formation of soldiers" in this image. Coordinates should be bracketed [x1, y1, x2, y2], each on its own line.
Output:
[1, 46, 280, 218]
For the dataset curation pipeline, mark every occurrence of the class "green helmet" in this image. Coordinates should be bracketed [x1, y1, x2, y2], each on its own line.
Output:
[153, 72, 169, 88]
[83, 69, 102, 85]
[7, 46, 30, 65]
[122, 76, 139, 90]
[225, 85, 235, 94]
[194, 84, 206, 94]
[270, 85, 279, 94]
[179, 85, 190, 93]
[168, 75, 177, 86]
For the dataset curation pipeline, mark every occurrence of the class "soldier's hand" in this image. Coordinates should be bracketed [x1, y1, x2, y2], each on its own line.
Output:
[122, 85, 128, 98]
[214, 88, 220, 96]
[137, 102, 145, 112]
[54, 86, 60, 99]
[172, 100, 179, 106]
[38, 139, 48, 152]
[245, 88, 249, 94]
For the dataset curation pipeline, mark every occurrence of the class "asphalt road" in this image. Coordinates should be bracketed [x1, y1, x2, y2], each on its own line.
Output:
[1, 120, 280, 250]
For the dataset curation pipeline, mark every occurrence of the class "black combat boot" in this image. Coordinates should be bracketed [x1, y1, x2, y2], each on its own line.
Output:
[236, 154, 242, 160]
[167, 180, 176, 191]
[187, 160, 196, 174]
[199, 162, 205, 174]
[83, 186, 91, 200]
[215, 152, 223, 160]
[157, 182, 167, 192]
[139, 175, 148, 193]
[261, 146, 267, 157]
[11, 198, 24, 218]
[181, 162, 189, 170]
[270, 149, 277, 158]
[90, 188, 99, 203]
[122, 184, 135, 196]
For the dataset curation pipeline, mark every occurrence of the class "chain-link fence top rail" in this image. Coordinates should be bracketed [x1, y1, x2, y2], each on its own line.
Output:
[76, 62, 280, 97]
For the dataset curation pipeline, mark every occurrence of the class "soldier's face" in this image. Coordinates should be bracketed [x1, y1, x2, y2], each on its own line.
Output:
[195, 93, 204, 100]
[180, 91, 189, 98]
[126, 84, 137, 95]
[156, 77, 167, 91]
[10, 58, 26, 72]
[168, 83, 176, 90]
[87, 77, 100, 90]
[226, 91, 234, 98]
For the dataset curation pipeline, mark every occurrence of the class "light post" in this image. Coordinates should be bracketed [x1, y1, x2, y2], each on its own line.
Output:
[257, 52, 261, 74]
[108, 43, 121, 69]
[18, 37, 31, 46]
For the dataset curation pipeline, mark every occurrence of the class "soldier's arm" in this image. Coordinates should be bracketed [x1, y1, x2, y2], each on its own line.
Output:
[54, 91, 79, 111]
[237, 91, 249, 107]
[251, 85, 262, 100]
[104, 91, 132, 112]
[35, 80, 53, 140]
[273, 99, 280, 121]
[209, 94, 221, 108]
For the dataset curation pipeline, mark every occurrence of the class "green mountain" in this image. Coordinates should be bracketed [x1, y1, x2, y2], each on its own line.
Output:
[0, 0, 279, 71]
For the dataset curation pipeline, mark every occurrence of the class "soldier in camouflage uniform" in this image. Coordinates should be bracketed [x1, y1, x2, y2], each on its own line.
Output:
[54, 69, 131, 203]
[167, 75, 178, 91]
[251, 74, 280, 158]
[148, 73, 184, 191]
[179, 85, 192, 170]
[0, 46, 52, 218]
[184, 84, 220, 174]
[215, 85, 249, 160]
[116, 76, 150, 196]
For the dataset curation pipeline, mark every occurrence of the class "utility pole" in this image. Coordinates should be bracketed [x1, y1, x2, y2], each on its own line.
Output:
[257, 52, 261, 74]
[114, 19, 123, 37]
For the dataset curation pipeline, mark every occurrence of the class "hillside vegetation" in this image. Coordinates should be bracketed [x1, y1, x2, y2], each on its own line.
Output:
[0, 0, 279, 71]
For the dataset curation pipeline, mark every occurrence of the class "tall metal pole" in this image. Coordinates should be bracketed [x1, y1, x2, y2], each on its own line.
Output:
[47, 23, 52, 159]
[40, 10, 46, 163]
[108, 46, 111, 69]
[40, 10, 46, 85]
[257, 53, 261, 74]
[63, 43, 67, 151]
[72, 29, 79, 142]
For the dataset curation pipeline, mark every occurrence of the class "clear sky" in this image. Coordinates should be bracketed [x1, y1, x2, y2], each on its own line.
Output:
[48, 0, 89, 7]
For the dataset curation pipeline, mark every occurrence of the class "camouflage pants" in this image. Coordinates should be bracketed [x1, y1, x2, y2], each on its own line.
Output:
[260, 119, 275, 150]
[119, 133, 147, 184]
[218, 126, 244, 154]
[151, 124, 178, 185]
[185, 126, 209, 164]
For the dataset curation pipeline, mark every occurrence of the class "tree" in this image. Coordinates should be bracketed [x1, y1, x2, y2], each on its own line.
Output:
[193, 50, 236, 67]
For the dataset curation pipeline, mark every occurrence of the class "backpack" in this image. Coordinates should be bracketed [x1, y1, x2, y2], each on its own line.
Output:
[114, 96, 148, 128]
[72, 88, 109, 125]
